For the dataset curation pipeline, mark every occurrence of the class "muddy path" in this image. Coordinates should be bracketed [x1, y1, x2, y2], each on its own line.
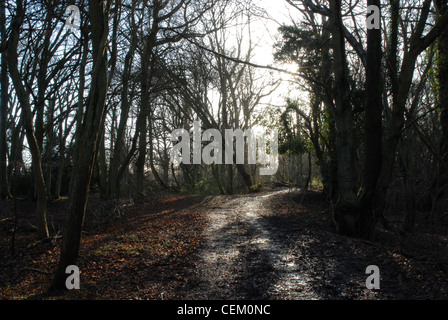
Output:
[180, 189, 374, 299]
[1, 188, 446, 300]
[176, 188, 447, 300]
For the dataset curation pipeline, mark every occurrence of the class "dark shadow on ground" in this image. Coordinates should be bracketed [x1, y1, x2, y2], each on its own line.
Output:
[248, 190, 448, 299]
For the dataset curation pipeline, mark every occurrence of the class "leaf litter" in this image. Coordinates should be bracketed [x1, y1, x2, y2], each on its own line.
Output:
[1, 188, 447, 300]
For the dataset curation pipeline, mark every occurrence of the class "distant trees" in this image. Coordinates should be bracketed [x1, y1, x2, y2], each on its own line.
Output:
[163, 1, 279, 193]
[275, 13, 336, 196]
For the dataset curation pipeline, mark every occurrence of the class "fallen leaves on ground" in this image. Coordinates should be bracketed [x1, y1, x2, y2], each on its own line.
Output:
[1, 189, 447, 300]
[0, 194, 207, 300]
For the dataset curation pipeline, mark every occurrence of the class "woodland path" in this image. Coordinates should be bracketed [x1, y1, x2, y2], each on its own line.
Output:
[1, 188, 446, 300]
[179, 189, 387, 300]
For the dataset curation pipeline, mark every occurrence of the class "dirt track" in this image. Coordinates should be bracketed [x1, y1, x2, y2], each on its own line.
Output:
[2, 188, 446, 300]
[171, 188, 448, 300]
[179, 189, 380, 299]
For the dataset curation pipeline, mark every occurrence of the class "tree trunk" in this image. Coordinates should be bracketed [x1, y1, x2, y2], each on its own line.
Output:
[329, 0, 358, 236]
[218, 56, 233, 194]
[44, 99, 55, 197]
[49, 0, 109, 291]
[69, 37, 89, 196]
[98, 129, 108, 196]
[304, 150, 312, 191]
[437, 0, 448, 193]
[135, 40, 153, 196]
[400, 141, 416, 232]
[375, 0, 448, 221]
[7, 0, 49, 239]
[0, 0, 9, 199]
[135, 104, 147, 196]
[8, 117, 24, 187]
[212, 165, 225, 194]
[34, 11, 53, 154]
[55, 124, 66, 198]
[115, 128, 140, 198]
[359, 0, 383, 239]
[108, 25, 137, 197]
[147, 109, 168, 190]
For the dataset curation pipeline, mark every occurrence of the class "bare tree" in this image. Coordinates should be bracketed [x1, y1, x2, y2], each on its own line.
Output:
[7, 0, 49, 239]
[49, 0, 112, 291]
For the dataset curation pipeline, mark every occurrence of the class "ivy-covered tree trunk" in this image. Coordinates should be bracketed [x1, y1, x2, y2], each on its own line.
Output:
[375, 0, 448, 222]
[329, 0, 358, 236]
[330, 0, 382, 239]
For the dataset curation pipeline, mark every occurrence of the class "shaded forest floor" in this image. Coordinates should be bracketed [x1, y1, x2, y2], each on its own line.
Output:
[1, 188, 447, 299]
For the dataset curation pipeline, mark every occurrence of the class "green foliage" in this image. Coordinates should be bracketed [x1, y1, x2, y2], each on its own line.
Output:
[310, 178, 323, 190]
[279, 137, 307, 155]
[274, 25, 326, 68]
[277, 99, 309, 155]
[249, 183, 261, 193]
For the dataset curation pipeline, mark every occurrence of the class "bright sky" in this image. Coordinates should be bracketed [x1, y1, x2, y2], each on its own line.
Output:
[251, 0, 295, 65]
[248, 0, 305, 108]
